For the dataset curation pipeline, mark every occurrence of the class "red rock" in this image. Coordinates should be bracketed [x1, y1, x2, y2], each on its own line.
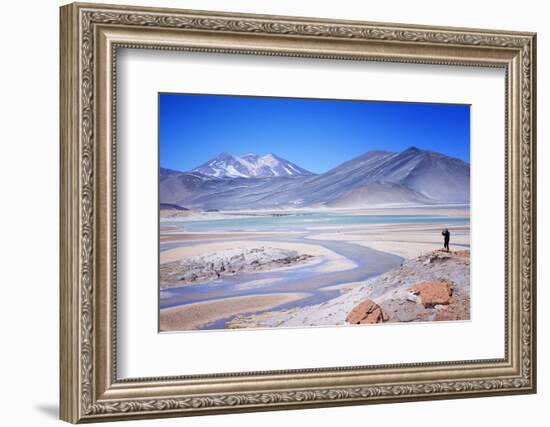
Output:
[434, 309, 461, 321]
[435, 293, 470, 321]
[409, 280, 453, 307]
[453, 250, 470, 258]
[346, 299, 388, 324]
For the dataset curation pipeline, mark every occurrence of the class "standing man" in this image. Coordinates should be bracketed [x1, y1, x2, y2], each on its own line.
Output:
[442, 228, 450, 252]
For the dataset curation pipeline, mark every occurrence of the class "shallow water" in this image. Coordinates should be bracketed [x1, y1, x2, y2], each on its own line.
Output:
[159, 235, 404, 328]
[161, 211, 469, 232]
[159, 212, 470, 330]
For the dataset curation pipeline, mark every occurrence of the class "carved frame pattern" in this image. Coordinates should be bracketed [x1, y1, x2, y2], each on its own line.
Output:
[60, 2, 536, 423]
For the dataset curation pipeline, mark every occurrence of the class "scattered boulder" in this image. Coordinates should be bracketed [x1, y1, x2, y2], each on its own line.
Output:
[409, 279, 453, 307]
[346, 299, 388, 324]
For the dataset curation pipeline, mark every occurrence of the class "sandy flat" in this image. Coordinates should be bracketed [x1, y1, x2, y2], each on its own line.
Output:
[160, 210, 195, 218]
[160, 292, 310, 331]
[160, 232, 271, 243]
[307, 224, 470, 259]
[160, 239, 356, 272]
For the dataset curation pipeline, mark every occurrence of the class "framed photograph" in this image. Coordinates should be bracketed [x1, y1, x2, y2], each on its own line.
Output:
[158, 94, 473, 332]
[60, 2, 537, 423]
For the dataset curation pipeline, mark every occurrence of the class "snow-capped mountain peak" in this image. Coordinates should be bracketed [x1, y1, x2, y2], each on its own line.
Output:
[192, 153, 313, 178]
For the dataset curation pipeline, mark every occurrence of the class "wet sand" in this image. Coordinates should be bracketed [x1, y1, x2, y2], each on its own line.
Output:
[160, 232, 271, 243]
[160, 292, 310, 331]
[307, 224, 470, 259]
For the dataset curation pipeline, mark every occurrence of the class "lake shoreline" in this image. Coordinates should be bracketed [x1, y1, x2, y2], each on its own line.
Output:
[160, 293, 311, 332]
[158, 207, 470, 331]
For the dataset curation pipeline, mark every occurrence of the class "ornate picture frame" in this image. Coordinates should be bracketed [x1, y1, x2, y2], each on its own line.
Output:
[60, 2, 536, 423]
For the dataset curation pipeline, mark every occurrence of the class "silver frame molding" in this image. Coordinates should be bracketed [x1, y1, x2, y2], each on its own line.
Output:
[60, 2, 537, 423]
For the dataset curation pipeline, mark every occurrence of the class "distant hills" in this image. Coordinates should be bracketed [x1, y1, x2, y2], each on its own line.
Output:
[160, 147, 470, 210]
[159, 203, 189, 211]
[160, 167, 184, 177]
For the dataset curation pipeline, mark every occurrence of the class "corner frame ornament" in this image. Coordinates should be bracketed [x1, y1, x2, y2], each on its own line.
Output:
[60, 2, 536, 423]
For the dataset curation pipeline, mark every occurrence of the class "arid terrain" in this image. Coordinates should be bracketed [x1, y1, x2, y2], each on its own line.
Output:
[159, 146, 471, 332]
[159, 206, 470, 331]
[227, 249, 470, 328]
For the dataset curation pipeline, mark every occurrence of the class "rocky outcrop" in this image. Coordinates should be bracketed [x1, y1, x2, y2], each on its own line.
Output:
[434, 294, 470, 321]
[227, 249, 470, 328]
[161, 247, 314, 288]
[159, 203, 192, 218]
[346, 299, 389, 324]
[408, 279, 453, 307]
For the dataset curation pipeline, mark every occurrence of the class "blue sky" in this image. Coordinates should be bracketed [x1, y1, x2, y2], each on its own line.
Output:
[159, 93, 470, 174]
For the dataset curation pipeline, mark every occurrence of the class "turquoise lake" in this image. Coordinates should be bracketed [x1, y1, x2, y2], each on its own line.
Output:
[161, 212, 469, 232]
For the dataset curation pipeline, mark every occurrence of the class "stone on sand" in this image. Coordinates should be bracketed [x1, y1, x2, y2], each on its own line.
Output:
[409, 279, 453, 307]
[346, 299, 388, 324]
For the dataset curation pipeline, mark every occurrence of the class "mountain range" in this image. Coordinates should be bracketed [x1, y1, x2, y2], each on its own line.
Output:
[160, 147, 470, 210]
[192, 152, 313, 178]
